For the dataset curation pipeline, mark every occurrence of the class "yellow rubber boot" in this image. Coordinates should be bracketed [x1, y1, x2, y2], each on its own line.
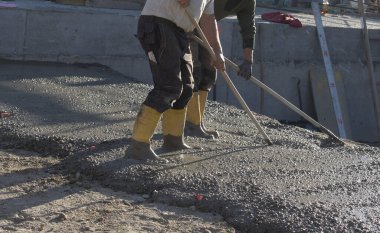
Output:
[199, 90, 219, 138]
[199, 90, 208, 120]
[162, 108, 192, 150]
[186, 92, 202, 125]
[185, 92, 214, 139]
[125, 105, 165, 162]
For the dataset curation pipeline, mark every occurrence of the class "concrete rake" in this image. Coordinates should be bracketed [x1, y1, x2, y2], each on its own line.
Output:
[185, 8, 273, 145]
[190, 34, 345, 146]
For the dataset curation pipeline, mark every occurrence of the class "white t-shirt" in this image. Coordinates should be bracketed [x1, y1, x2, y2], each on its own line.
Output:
[141, 0, 214, 32]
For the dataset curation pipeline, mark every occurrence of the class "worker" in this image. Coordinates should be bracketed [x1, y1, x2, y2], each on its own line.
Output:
[185, 0, 256, 139]
[125, 0, 226, 161]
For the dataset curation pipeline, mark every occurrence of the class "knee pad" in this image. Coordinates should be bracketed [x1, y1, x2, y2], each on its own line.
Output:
[144, 84, 183, 113]
[172, 83, 194, 109]
[198, 67, 217, 91]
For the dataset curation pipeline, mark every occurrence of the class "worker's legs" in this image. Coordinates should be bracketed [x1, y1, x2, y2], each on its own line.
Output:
[197, 57, 219, 138]
[186, 43, 219, 138]
[185, 37, 215, 138]
[126, 16, 191, 160]
[162, 44, 195, 150]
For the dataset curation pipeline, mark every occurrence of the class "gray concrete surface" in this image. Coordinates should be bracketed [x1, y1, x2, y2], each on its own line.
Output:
[1, 61, 380, 232]
[1, 0, 379, 142]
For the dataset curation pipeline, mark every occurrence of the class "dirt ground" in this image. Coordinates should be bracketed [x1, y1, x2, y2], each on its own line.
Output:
[0, 149, 236, 233]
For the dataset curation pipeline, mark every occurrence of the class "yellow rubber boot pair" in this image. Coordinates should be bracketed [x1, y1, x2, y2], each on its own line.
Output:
[185, 91, 218, 139]
[125, 105, 166, 162]
[162, 108, 192, 150]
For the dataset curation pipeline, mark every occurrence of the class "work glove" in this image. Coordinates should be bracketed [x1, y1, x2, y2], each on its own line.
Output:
[238, 60, 252, 80]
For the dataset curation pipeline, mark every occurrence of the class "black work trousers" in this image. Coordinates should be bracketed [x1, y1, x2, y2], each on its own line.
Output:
[137, 16, 194, 113]
[190, 32, 217, 92]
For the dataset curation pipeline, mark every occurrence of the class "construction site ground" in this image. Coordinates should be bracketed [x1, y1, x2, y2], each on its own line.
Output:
[1, 60, 380, 232]
[0, 148, 234, 232]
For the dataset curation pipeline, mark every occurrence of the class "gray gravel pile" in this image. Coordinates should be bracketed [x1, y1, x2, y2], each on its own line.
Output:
[1, 61, 380, 232]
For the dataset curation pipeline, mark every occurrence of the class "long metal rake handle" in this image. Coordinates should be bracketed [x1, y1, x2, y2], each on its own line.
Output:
[184, 8, 273, 145]
[191, 34, 344, 145]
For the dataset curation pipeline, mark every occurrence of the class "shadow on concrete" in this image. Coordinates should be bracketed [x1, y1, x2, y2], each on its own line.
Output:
[0, 60, 138, 127]
[157, 145, 267, 172]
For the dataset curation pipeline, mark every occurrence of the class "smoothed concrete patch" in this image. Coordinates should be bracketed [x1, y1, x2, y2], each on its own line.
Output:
[1, 61, 380, 232]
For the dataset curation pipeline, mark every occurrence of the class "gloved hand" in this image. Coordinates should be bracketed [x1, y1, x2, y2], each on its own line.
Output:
[238, 60, 252, 80]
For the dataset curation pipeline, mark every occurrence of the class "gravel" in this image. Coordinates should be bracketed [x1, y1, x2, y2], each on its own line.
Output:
[1, 60, 380, 232]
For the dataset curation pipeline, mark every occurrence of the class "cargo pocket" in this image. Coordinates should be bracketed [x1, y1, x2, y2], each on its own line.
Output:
[137, 22, 161, 66]
[142, 22, 156, 44]
[137, 22, 158, 52]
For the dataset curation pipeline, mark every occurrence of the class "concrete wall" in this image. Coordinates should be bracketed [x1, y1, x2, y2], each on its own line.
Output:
[86, 0, 146, 10]
[1, 3, 379, 141]
[0, 5, 149, 82]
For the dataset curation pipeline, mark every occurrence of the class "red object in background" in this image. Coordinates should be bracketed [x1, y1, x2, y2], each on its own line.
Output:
[195, 194, 204, 201]
[90, 145, 97, 151]
[0, 111, 12, 118]
[261, 12, 302, 28]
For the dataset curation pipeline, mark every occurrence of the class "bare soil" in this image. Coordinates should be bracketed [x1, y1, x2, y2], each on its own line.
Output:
[0, 149, 236, 233]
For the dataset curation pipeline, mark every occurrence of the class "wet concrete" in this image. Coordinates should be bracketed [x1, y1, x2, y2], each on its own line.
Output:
[1, 60, 380, 232]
